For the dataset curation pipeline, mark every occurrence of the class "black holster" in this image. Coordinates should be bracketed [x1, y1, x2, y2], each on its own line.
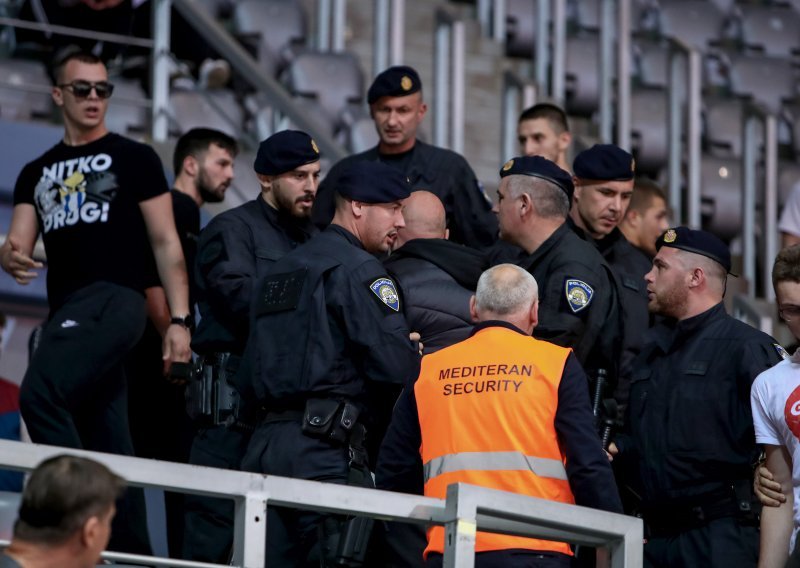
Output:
[185, 353, 245, 428]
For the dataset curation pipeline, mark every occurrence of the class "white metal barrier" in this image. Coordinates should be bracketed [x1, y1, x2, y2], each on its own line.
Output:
[0, 439, 642, 567]
[433, 7, 466, 154]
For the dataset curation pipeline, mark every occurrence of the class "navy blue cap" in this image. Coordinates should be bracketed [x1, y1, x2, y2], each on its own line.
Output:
[656, 226, 732, 273]
[367, 66, 422, 104]
[254, 130, 320, 175]
[336, 161, 411, 203]
[573, 144, 635, 181]
[499, 156, 574, 201]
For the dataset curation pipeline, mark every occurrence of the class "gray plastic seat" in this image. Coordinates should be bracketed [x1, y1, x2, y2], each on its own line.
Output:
[0, 58, 52, 121]
[168, 88, 243, 138]
[727, 4, 800, 58]
[233, 0, 307, 76]
[105, 78, 148, 136]
[635, 39, 669, 88]
[704, 96, 745, 158]
[654, 0, 725, 50]
[0, 490, 21, 541]
[630, 87, 669, 173]
[700, 154, 742, 241]
[282, 51, 364, 129]
[505, 0, 537, 57]
[727, 53, 798, 115]
[565, 33, 602, 116]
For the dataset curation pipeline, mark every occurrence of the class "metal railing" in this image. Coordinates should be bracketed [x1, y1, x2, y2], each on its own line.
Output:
[316, 0, 346, 52]
[433, 7, 466, 154]
[742, 105, 779, 302]
[373, 0, 405, 77]
[597, 0, 631, 148]
[667, 38, 702, 228]
[0, 439, 642, 567]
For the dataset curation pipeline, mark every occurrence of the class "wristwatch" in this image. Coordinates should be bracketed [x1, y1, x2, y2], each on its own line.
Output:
[170, 314, 195, 333]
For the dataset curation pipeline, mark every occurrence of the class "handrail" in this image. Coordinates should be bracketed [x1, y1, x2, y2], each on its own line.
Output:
[0, 439, 642, 567]
[667, 38, 702, 227]
[316, 0, 346, 52]
[535, 0, 550, 94]
[433, 7, 465, 153]
[0, 16, 154, 48]
[170, 0, 348, 162]
[742, 104, 779, 301]
[551, 0, 566, 105]
[501, 70, 538, 162]
[373, 0, 405, 77]
[615, 0, 631, 149]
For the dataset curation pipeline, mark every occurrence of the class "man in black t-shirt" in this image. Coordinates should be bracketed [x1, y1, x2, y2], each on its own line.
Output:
[0, 50, 191, 555]
[125, 127, 238, 557]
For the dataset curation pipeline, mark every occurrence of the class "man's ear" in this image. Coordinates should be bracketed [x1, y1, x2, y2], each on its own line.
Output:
[444, 227, 450, 240]
[530, 299, 539, 329]
[469, 295, 479, 322]
[81, 515, 101, 548]
[183, 155, 198, 177]
[350, 200, 365, 219]
[519, 192, 533, 218]
[558, 131, 572, 154]
[52, 86, 64, 108]
[256, 173, 273, 191]
[417, 101, 428, 120]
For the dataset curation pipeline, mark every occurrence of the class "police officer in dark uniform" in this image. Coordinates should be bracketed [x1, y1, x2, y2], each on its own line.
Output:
[241, 160, 420, 567]
[312, 65, 498, 248]
[568, 144, 650, 409]
[182, 130, 321, 563]
[610, 227, 784, 567]
[493, 156, 621, 380]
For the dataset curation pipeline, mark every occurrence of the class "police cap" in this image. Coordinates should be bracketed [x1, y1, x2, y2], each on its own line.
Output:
[656, 226, 732, 273]
[254, 130, 320, 175]
[499, 155, 574, 202]
[573, 144, 635, 181]
[367, 65, 422, 104]
[336, 161, 411, 203]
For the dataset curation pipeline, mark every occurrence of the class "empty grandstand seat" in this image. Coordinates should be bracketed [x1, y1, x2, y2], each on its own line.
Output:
[726, 53, 799, 115]
[0, 491, 21, 542]
[0, 58, 52, 121]
[630, 87, 669, 173]
[104, 78, 148, 136]
[700, 154, 742, 241]
[505, 0, 537, 58]
[168, 88, 244, 138]
[282, 51, 364, 130]
[634, 39, 669, 88]
[341, 114, 379, 154]
[565, 33, 602, 116]
[725, 4, 800, 58]
[233, 0, 307, 77]
[778, 160, 800, 209]
[653, 0, 725, 50]
[704, 96, 745, 158]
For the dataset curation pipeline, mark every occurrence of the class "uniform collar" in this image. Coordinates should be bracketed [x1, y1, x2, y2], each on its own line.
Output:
[469, 320, 529, 337]
[326, 224, 365, 250]
[652, 302, 726, 353]
[525, 221, 570, 267]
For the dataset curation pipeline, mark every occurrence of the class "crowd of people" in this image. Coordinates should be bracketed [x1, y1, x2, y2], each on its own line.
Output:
[1, 47, 799, 568]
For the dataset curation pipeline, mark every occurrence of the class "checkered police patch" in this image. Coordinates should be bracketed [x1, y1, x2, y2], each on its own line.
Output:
[565, 279, 594, 313]
[370, 277, 400, 312]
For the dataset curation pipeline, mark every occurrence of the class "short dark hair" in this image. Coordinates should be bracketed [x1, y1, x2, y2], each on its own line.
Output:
[173, 128, 239, 175]
[773, 245, 800, 287]
[518, 103, 569, 134]
[14, 455, 125, 545]
[629, 177, 667, 214]
[52, 50, 104, 84]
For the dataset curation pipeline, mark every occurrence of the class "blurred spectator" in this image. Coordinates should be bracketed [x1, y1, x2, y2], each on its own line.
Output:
[0, 311, 23, 493]
[0, 454, 125, 568]
[517, 103, 572, 172]
[779, 183, 800, 249]
[618, 178, 670, 259]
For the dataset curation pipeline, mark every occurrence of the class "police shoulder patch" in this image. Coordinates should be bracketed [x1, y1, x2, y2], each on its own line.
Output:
[774, 343, 790, 360]
[565, 278, 594, 313]
[369, 277, 400, 312]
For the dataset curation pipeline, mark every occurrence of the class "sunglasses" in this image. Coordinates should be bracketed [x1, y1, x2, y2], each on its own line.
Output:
[58, 80, 115, 99]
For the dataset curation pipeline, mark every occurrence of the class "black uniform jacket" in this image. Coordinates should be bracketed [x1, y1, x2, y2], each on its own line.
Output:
[249, 225, 420, 412]
[192, 197, 317, 355]
[617, 303, 783, 506]
[520, 222, 622, 378]
[313, 140, 498, 248]
[384, 238, 488, 353]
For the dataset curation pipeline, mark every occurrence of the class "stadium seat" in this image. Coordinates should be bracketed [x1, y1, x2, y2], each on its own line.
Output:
[232, 0, 307, 77]
[0, 491, 21, 542]
[630, 87, 669, 173]
[651, 0, 725, 50]
[726, 53, 799, 115]
[0, 58, 52, 121]
[282, 51, 365, 131]
[565, 32, 602, 116]
[704, 96, 745, 158]
[700, 154, 742, 240]
[104, 78, 148, 136]
[168, 88, 244, 138]
[505, 0, 537, 58]
[724, 4, 800, 58]
[634, 39, 669, 88]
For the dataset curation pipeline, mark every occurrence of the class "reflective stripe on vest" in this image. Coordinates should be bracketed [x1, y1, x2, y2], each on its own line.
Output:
[423, 450, 568, 484]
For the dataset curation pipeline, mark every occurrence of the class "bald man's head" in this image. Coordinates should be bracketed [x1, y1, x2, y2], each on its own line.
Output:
[393, 190, 447, 249]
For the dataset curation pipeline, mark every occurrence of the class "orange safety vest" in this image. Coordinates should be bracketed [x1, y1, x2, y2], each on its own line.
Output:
[415, 325, 576, 557]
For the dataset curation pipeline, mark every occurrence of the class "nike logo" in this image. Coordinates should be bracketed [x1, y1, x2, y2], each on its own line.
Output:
[60, 319, 79, 329]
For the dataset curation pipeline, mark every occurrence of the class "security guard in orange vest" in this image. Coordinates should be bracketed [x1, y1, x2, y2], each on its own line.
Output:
[376, 264, 622, 567]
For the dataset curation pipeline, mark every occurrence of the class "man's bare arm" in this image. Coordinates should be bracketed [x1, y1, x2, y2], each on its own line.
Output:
[759, 444, 794, 568]
[0, 204, 42, 284]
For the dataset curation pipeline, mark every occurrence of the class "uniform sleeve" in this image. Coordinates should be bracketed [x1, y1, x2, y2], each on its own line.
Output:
[375, 385, 424, 494]
[340, 262, 421, 385]
[779, 181, 800, 237]
[447, 156, 498, 249]
[751, 371, 781, 446]
[555, 353, 623, 513]
[196, 213, 255, 329]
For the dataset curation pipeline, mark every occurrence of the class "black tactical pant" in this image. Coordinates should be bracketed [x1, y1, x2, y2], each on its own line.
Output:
[427, 549, 572, 567]
[644, 516, 758, 567]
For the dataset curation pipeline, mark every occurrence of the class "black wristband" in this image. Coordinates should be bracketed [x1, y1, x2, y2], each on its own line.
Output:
[170, 314, 195, 332]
